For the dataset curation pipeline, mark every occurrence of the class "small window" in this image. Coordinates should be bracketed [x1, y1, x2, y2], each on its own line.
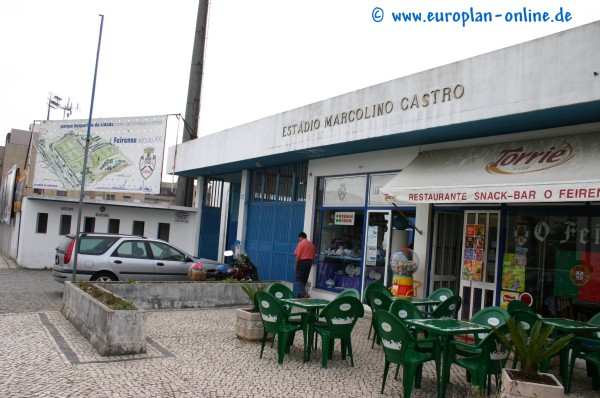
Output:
[157, 223, 170, 241]
[84, 217, 95, 233]
[123, 196, 131, 202]
[33, 188, 43, 194]
[59, 215, 71, 235]
[36, 213, 48, 233]
[108, 219, 120, 233]
[132, 220, 144, 236]
[106, 194, 115, 201]
[57, 190, 67, 197]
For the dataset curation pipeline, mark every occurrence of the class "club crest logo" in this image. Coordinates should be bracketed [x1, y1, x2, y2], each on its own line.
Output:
[338, 183, 347, 201]
[139, 147, 156, 180]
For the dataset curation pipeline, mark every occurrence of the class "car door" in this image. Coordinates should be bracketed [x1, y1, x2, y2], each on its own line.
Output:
[148, 241, 193, 281]
[109, 240, 155, 281]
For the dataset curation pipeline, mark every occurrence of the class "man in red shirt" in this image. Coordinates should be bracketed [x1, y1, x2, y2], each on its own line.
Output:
[294, 231, 315, 298]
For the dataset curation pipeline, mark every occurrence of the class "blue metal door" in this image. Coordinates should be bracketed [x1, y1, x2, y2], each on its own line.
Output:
[198, 178, 224, 260]
[245, 201, 305, 283]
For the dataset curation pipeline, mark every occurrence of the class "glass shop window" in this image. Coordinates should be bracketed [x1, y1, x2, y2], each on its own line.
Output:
[314, 209, 365, 293]
[502, 209, 600, 319]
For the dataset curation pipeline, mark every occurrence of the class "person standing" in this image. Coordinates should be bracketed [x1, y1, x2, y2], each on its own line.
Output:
[294, 231, 315, 298]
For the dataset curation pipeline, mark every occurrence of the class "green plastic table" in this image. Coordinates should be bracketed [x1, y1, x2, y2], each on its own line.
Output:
[406, 318, 492, 398]
[280, 298, 330, 362]
[541, 318, 600, 383]
[391, 296, 442, 307]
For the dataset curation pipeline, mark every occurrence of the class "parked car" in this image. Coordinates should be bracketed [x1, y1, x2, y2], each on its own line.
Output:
[52, 233, 227, 283]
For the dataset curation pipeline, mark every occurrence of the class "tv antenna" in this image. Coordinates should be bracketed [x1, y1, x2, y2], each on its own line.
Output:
[47, 92, 79, 120]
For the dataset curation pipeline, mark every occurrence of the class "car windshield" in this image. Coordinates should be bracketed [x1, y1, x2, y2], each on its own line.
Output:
[79, 237, 120, 255]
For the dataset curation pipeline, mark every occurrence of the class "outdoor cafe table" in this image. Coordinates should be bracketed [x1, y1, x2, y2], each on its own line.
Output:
[391, 296, 441, 307]
[406, 318, 492, 398]
[541, 317, 600, 384]
[279, 298, 330, 362]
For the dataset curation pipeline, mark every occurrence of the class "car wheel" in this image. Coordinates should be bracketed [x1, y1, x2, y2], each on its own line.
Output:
[91, 272, 117, 282]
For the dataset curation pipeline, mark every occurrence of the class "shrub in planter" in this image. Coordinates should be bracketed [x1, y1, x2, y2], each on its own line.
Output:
[495, 316, 573, 397]
[235, 281, 267, 341]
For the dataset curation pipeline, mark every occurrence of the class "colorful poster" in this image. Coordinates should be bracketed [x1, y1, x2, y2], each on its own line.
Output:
[499, 291, 521, 309]
[32, 115, 167, 194]
[501, 253, 526, 292]
[462, 224, 485, 281]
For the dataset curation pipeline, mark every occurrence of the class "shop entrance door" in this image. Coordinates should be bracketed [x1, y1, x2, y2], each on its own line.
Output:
[430, 211, 463, 295]
[362, 211, 392, 301]
[458, 211, 500, 320]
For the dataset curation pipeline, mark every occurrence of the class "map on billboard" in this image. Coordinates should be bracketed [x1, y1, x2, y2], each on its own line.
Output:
[32, 115, 167, 194]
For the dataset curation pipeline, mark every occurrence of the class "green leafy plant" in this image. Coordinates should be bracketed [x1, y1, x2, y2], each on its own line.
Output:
[240, 281, 266, 311]
[495, 316, 573, 381]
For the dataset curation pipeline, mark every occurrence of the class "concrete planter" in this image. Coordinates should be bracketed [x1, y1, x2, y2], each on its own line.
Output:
[499, 368, 564, 398]
[235, 308, 264, 341]
[103, 281, 289, 310]
[61, 282, 146, 356]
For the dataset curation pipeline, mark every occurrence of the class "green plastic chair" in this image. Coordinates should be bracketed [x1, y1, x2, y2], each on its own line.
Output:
[447, 324, 511, 396]
[564, 312, 600, 392]
[267, 282, 303, 325]
[454, 306, 510, 381]
[567, 335, 600, 392]
[255, 291, 306, 365]
[267, 282, 294, 300]
[469, 307, 510, 342]
[507, 300, 539, 317]
[336, 288, 360, 299]
[430, 295, 462, 319]
[422, 287, 454, 315]
[389, 298, 423, 330]
[369, 291, 393, 348]
[314, 296, 364, 368]
[374, 309, 440, 397]
[364, 283, 392, 339]
[364, 283, 390, 300]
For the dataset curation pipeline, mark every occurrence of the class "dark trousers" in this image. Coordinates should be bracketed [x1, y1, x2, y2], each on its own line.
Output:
[295, 260, 312, 297]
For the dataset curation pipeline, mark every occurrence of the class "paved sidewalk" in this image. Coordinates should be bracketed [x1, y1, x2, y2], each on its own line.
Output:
[0, 307, 598, 398]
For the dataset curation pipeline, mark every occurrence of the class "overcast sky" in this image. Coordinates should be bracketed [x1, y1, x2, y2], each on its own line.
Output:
[1, 1, 598, 151]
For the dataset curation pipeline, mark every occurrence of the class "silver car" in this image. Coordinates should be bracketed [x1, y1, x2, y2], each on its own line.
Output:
[52, 233, 225, 282]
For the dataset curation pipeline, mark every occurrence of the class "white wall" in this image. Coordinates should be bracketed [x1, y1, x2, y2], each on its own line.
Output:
[16, 197, 198, 269]
[168, 22, 600, 174]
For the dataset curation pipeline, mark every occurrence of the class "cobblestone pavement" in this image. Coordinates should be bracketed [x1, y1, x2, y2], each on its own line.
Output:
[0, 260, 598, 397]
[0, 256, 64, 314]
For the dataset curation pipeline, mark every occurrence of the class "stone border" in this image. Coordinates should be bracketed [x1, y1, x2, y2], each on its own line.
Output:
[102, 280, 288, 310]
[61, 282, 146, 356]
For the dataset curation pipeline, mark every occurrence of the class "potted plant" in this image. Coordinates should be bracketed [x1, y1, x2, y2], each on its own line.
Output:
[235, 280, 267, 341]
[495, 317, 573, 398]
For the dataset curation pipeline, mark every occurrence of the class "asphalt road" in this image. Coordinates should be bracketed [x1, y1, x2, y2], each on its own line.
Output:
[0, 268, 64, 313]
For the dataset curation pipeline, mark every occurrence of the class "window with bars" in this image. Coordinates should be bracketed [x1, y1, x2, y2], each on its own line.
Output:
[250, 163, 308, 202]
[204, 178, 224, 207]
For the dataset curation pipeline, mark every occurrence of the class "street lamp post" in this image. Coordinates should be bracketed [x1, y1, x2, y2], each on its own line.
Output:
[71, 14, 105, 283]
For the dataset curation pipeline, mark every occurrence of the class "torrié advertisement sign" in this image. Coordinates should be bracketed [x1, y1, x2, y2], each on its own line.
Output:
[32, 115, 166, 194]
[382, 133, 600, 204]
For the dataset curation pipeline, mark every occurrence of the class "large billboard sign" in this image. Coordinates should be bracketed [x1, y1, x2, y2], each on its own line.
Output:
[32, 115, 167, 194]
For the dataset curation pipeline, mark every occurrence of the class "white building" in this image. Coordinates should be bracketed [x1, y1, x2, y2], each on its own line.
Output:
[168, 22, 600, 317]
[169, 22, 599, 319]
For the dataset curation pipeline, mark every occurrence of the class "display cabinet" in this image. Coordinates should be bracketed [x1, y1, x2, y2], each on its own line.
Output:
[314, 212, 364, 293]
